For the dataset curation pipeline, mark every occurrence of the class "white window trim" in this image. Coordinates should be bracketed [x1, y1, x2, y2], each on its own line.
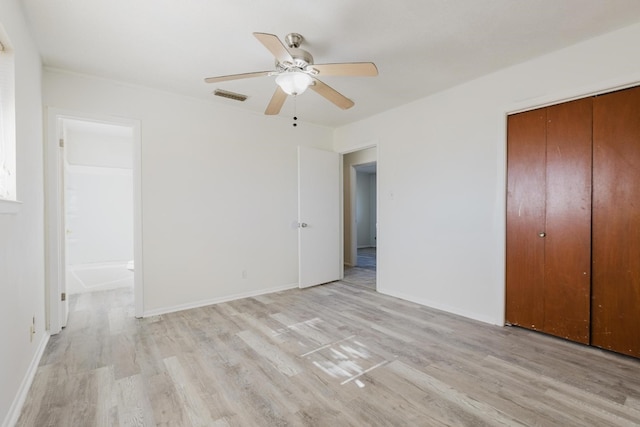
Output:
[0, 23, 18, 212]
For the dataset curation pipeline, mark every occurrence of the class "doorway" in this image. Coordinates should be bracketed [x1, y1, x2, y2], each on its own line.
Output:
[63, 119, 134, 296]
[342, 147, 377, 290]
[45, 110, 143, 333]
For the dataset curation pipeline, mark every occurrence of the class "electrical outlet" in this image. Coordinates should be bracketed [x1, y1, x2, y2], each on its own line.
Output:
[242, 269, 247, 279]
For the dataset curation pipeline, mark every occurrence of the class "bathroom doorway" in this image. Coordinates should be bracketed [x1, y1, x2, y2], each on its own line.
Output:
[46, 110, 143, 333]
[63, 119, 135, 297]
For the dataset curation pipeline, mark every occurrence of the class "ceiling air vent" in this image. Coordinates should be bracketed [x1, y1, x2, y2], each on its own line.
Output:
[213, 89, 248, 102]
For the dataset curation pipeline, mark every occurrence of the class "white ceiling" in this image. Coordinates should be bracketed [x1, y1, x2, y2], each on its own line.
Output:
[19, 0, 640, 128]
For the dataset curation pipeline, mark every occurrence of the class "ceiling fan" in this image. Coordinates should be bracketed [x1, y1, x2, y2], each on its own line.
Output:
[204, 32, 378, 115]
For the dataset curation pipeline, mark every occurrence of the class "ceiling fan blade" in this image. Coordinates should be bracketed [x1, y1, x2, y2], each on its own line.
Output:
[253, 32, 293, 64]
[265, 86, 288, 115]
[310, 62, 378, 77]
[204, 71, 271, 84]
[310, 79, 355, 110]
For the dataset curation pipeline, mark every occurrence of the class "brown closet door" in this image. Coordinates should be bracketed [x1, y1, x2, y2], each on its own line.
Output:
[506, 108, 546, 330]
[592, 86, 640, 357]
[506, 99, 592, 343]
[543, 98, 592, 344]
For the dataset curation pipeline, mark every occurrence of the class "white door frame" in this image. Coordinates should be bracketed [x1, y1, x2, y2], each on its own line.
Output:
[45, 108, 144, 333]
[347, 164, 357, 266]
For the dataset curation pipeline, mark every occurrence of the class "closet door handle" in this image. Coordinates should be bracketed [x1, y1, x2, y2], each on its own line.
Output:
[538, 232, 546, 238]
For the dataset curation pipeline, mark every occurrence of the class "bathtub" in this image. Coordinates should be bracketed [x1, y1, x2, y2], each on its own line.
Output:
[66, 261, 133, 295]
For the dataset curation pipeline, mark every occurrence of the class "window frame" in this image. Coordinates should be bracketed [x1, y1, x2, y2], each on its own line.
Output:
[0, 23, 19, 214]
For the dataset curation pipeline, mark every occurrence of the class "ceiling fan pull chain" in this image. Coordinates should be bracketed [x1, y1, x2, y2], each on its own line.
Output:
[293, 95, 298, 127]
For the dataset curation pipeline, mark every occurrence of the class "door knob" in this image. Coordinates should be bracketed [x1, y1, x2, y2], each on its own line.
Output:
[538, 232, 546, 237]
[300, 223, 308, 228]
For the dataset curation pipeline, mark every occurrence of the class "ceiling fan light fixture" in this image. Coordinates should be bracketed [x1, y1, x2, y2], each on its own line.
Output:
[205, 32, 377, 116]
[276, 71, 313, 95]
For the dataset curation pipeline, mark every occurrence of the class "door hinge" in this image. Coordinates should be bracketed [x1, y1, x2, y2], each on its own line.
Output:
[61, 292, 66, 302]
[59, 138, 64, 148]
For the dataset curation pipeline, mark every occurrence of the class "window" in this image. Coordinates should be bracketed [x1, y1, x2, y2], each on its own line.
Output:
[0, 24, 16, 202]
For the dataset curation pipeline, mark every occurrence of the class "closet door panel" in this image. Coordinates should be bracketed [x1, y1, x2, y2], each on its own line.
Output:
[506, 109, 546, 330]
[592, 86, 640, 357]
[543, 98, 592, 344]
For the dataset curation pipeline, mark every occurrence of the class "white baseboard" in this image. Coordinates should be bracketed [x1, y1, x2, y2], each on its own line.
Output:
[143, 283, 299, 318]
[377, 287, 503, 326]
[2, 332, 50, 427]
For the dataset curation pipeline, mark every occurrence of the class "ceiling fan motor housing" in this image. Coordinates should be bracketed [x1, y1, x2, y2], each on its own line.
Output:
[277, 48, 314, 72]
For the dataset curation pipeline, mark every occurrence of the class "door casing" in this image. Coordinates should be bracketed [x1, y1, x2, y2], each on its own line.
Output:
[45, 108, 144, 333]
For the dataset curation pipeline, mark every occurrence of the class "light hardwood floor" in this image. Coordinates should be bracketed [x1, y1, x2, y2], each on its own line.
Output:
[17, 280, 640, 426]
[342, 267, 376, 290]
[343, 247, 376, 290]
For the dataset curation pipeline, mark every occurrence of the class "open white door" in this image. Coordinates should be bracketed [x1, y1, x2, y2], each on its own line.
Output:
[298, 146, 341, 288]
[58, 143, 69, 327]
[46, 114, 69, 334]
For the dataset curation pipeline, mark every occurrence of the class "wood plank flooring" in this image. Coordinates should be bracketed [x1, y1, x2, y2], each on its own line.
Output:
[17, 280, 640, 426]
[342, 267, 376, 290]
[342, 247, 377, 290]
[356, 247, 377, 270]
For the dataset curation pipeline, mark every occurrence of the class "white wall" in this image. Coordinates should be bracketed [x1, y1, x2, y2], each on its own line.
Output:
[0, 1, 47, 425]
[65, 121, 133, 169]
[43, 70, 333, 314]
[335, 22, 640, 325]
[65, 165, 133, 265]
